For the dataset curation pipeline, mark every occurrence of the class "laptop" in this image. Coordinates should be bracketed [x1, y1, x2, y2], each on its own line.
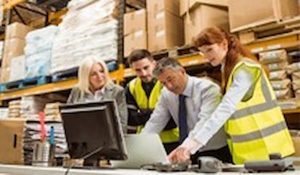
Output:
[111, 134, 169, 169]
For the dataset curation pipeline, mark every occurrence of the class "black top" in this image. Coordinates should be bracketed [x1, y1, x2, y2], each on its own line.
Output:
[125, 79, 177, 130]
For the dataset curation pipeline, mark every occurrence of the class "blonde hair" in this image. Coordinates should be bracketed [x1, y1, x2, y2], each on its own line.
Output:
[78, 56, 112, 95]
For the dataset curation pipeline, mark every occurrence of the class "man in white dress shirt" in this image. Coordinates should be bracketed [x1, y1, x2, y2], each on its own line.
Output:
[142, 57, 232, 164]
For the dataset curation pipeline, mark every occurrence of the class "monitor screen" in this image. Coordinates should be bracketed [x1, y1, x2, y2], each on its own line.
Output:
[59, 100, 127, 161]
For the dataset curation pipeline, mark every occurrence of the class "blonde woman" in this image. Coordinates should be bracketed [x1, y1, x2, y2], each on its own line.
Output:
[67, 56, 128, 133]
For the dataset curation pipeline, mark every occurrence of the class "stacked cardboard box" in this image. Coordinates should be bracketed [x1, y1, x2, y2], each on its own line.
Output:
[9, 55, 26, 82]
[147, 0, 184, 52]
[1, 23, 32, 83]
[259, 50, 293, 101]
[229, 0, 299, 32]
[180, 0, 229, 44]
[299, 0, 300, 14]
[124, 9, 147, 57]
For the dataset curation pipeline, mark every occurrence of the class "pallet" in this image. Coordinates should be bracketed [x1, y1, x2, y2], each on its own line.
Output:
[237, 16, 300, 44]
[22, 76, 52, 87]
[152, 45, 199, 60]
[106, 61, 118, 72]
[0, 76, 51, 92]
[51, 67, 78, 82]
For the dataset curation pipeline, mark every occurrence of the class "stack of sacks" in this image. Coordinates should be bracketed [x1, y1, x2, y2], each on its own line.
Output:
[51, 0, 119, 74]
[44, 102, 61, 121]
[7, 95, 62, 119]
[259, 50, 292, 100]
[19, 96, 57, 119]
[0, 108, 8, 119]
[24, 25, 58, 78]
[287, 51, 300, 102]
[8, 100, 21, 118]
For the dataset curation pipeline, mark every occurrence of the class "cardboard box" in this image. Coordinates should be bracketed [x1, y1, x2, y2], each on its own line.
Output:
[229, 0, 299, 32]
[183, 4, 229, 44]
[0, 118, 26, 164]
[147, 0, 180, 16]
[180, 0, 228, 16]
[124, 30, 147, 57]
[5, 22, 33, 40]
[0, 66, 10, 83]
[2, 38, 26, 67]
[124, 9, 147, 36]
[290, 130, 300, 157]
[148, 11, 184, 52]
[238, 31, 255, 44]
[299, 0, 300, 14]
[9, 55, 26, 82]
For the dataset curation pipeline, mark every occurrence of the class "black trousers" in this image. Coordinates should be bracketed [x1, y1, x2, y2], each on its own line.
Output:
[190, 145, 233, 164]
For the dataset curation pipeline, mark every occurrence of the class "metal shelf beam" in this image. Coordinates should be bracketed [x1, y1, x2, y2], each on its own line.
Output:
[4, 0, 25, 10]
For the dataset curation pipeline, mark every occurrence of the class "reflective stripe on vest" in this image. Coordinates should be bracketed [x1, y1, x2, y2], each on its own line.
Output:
[225, 59, 294, 164]
[129, 78, 179, 143]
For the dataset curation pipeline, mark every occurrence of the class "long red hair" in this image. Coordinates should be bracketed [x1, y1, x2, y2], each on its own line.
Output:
[193, 27, 257, 93]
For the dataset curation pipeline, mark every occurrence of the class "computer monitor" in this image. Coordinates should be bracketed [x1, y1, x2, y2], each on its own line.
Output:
[59, 100, 127, 163]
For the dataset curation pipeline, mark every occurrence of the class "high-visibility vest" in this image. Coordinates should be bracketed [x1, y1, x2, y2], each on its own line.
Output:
[129, 78, 179, 143]
[225, 58, 295, 164]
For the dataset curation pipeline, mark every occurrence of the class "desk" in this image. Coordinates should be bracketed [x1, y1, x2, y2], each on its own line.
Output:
[0, 164, 299, 175]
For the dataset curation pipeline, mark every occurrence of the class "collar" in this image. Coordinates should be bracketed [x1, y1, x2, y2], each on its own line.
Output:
[181, 75, 193, 98]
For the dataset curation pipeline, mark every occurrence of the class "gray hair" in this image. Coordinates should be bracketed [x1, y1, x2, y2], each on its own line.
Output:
[153, 57, 183, 77]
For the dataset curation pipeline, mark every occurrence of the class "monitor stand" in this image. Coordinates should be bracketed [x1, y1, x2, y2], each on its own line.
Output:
[79, 159, 114, 169]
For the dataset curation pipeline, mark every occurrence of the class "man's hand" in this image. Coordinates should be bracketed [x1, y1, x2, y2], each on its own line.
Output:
[167, 146, 191, 164]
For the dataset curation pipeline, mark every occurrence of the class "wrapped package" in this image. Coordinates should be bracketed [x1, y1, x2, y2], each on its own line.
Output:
[292, 71, 300, 81]
[287, 62, 300, 74]
[274, 88, 292, 100]
[24, 25, 58, 55]
[24, 26, 58, 78]
[269, 70, 287, 80]
[265, 61, 288, 71]
[25, 50, 51, 78]
[292, 80, 300, 91]
[51, 0, 119, 74]
[270, 79, 291, 90]
[259, 49, 288, 64]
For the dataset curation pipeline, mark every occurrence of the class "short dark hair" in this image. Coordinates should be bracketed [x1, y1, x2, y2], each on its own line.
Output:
[153, 57, 182, 77]
[127, 49, 153, 65]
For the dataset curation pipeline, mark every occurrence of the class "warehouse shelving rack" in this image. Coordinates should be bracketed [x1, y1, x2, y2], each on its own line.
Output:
[1, 0, 300, 116]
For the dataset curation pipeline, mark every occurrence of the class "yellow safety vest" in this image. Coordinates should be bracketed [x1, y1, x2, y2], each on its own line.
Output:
[129, 78, 179, 143]
[225, 58, 295, 164]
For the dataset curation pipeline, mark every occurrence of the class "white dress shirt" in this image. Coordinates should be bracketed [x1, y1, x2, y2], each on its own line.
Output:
[142, 75, 228, 152]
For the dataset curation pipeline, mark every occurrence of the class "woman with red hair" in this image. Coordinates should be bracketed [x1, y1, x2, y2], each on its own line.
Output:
[168, 27, 294, 164]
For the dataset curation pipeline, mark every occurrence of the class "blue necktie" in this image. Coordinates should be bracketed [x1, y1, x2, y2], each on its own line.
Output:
[178, 95, 188, 143]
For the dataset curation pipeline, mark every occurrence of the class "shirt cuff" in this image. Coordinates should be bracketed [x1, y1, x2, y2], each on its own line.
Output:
[180, 137, 203, 155]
